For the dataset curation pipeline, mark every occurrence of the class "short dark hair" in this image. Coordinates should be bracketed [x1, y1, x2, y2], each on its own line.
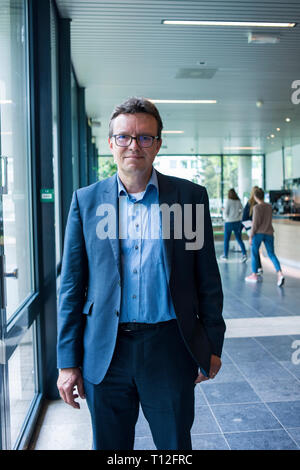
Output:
[108, 96, 163, 139]
[254, 187, 264, 200]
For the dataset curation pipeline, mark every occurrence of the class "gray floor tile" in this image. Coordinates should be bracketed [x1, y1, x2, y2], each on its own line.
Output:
[192, 434, 229, 450]
[134, 437, 155, 450]
[238, 360, 295, 381]
[252, 378, 300, 402]
[194, 385, 207, 406]
[286, 427, 300, 446]
[205, 362, 248, 383]
[33, 423, 92, 450]
[192, 406, 220, 434]
[267, 401, 300, 427]
[279, 361, 300, 379]
[211, 403, 282, 433]
[135, 410, 151, 437]
[202, 381, 261, 405]
[223, 338, 273, 363]
[225, 430, 299, 450]
[255, 335, 297, 361]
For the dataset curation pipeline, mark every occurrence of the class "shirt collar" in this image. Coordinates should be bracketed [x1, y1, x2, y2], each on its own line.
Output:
[117, 167, 159, 197]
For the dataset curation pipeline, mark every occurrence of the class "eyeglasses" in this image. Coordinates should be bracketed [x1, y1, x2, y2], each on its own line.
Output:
[112, 134, 160, 148]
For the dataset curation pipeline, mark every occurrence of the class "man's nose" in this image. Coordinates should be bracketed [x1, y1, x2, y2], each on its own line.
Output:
[128, 137, 140, 150]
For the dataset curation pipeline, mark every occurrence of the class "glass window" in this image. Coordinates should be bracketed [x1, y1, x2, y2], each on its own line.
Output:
[71, 70, 79, 190]
[223, 156, 239, 199]
[51, 0, 62, 268]
[193, 156, 222, 217]
[0, 0, 34, 320]
[251, 155, 263, 190]
[8, 323, 37, 447]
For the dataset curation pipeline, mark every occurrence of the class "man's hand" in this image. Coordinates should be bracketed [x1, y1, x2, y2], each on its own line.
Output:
[194, 354, 222, 384]
[57, 367, 85, 409]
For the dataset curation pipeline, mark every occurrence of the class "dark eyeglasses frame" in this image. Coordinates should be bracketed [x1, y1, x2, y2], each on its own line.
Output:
[112, 134, 160, 148]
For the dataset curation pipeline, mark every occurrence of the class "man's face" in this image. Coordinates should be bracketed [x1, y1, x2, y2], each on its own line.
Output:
[108, 113, 162, 178]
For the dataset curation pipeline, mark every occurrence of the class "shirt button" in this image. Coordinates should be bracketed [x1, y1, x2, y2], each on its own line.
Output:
[133, 269, 137, 274]
[132, 294, 137, 299]
[135, 245, 138, 250]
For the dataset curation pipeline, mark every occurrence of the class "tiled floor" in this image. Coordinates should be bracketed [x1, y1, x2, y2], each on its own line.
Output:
[31, 242, 300, 450]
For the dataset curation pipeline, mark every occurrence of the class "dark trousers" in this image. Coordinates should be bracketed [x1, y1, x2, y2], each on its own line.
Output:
[83, 320, 198, 450]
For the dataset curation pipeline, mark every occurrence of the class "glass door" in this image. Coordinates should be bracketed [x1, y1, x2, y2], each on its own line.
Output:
[0, 0, 37, 449]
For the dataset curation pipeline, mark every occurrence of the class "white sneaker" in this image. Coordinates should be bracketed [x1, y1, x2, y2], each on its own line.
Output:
[219, 255, 228, 261]
[257, 268, 263, 275]
[241, 255, 248, 263]
[277, 275, 285, 287]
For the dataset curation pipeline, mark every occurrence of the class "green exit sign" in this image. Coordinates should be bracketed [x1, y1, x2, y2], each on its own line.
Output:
[40, 189, 54, 203]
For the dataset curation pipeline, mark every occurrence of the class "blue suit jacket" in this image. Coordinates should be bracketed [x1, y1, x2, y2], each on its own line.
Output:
[57, 170, 225, 384]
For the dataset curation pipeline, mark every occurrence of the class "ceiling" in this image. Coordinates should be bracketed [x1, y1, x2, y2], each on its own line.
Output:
[55, 0, 300, 156]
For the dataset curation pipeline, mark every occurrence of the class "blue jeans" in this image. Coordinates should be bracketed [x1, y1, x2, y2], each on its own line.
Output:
[251, 233, 281, 273]
[224, 221, 246, 257]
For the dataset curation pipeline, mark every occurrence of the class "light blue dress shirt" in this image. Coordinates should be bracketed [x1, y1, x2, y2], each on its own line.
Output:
[117, 168, 176, 324]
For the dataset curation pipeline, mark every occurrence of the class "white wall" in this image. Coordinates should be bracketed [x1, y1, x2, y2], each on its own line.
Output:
[266, 149, 283, 190]
[291, 144, 300, 178]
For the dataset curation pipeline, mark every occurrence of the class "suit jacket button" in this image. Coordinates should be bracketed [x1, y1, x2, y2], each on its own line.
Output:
[116, 310, 119, 317]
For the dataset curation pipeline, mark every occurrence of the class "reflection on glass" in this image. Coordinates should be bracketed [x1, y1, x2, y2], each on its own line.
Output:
[71, 70, 79, 190]
[8, 324, 36, 447]
[0, 0, 33, 319]
[51, 1, 62, 268]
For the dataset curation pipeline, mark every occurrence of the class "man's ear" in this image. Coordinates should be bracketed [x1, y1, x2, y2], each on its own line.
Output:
[108, 137, 113, 154]
[156, 138, 162, 154]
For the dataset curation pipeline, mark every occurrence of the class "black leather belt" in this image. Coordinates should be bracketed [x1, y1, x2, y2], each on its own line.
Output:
[118, 319, 176, 332]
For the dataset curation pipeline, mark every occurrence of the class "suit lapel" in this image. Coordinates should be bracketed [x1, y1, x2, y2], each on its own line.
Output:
[101, 174, 121, 275]
[156, 170, 179, 283]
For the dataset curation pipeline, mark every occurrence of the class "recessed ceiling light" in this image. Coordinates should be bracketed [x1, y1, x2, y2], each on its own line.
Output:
[224, 146, 261, 150]
[285, 117, 291, 122]
[162, 20, 296, 28]
[0, 100, 12, 104]
[162, 130, 184, 134]
[270, 134, 275, 138]
[149, 99, 217, 104]
[276, 128, 281, 131]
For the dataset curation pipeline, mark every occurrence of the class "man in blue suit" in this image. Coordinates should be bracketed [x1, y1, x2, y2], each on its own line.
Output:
[57, 97, 225, 450]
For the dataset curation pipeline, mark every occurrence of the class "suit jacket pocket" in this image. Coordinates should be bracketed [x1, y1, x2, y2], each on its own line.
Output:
[82, 299, 94, 315]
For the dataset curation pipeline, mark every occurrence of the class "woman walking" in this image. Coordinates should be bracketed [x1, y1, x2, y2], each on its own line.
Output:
[242, 186, 263, 274]
[245, 187, 284, 286]
[220, 188, 247, 262]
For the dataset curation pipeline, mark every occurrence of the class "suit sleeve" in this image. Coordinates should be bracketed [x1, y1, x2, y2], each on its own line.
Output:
[195, 188, 226, 357]
[57, 191, 88, 369]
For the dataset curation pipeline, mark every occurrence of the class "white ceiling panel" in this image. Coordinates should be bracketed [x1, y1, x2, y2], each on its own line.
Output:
[55, 0, 300, 155]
